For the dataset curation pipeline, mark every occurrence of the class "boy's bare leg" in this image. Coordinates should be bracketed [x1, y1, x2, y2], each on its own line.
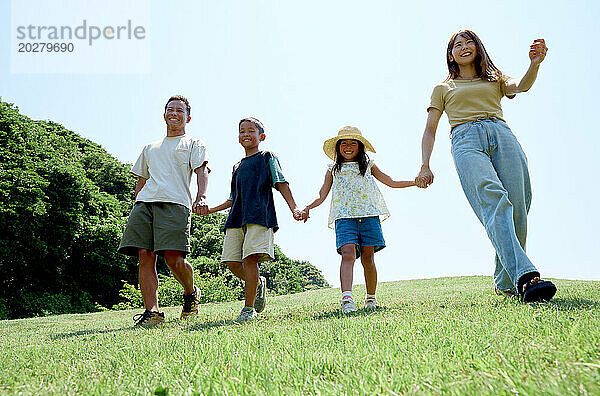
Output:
[242, 255, 259, 307]
[339, 243, 356, 292]
[360, 246, 377, 295]
[226, 261, 246, 281]
[163, 250, 195, 295]
[138, 249, 159, 311]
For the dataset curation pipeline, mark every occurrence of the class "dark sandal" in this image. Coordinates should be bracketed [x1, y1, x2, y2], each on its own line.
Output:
[521, 279, 557, 303]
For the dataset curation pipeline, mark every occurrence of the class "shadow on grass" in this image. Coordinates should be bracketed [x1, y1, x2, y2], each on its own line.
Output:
[50, 327, 131, 340]
[547, 297, 600, 311]
[311, 306, 391, 320]
[490, 295, 600, 311]
[50, 319, 238, 338]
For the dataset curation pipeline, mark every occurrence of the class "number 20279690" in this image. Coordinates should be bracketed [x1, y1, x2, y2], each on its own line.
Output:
[18, 42, 74, 52]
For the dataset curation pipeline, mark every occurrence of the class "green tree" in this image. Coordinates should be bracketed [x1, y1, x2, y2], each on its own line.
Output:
[0, 100, 138, 318]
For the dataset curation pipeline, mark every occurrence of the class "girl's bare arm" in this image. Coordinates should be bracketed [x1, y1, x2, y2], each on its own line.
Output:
[304, 170, 333, 210]
[301, 170, 333, 222]
[371, 164, 416, 188]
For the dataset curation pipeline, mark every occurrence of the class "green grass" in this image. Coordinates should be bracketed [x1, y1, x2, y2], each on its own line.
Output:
[1, 276, 599, 395]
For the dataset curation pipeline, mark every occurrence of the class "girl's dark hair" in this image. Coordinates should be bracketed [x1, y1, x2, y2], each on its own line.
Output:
[446, 30, 503, 82]
[332, 139, 369, 176]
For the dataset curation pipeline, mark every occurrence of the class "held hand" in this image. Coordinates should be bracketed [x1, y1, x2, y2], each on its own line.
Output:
[529, 39, 548, 65]
[192, 199, 209, 215]
[416, 166, 434, 188]
[301, 207, 310, 223]
[292, 208, 303, 221]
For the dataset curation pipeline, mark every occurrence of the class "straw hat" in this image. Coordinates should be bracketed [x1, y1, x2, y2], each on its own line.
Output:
[323, 126, 376, 160]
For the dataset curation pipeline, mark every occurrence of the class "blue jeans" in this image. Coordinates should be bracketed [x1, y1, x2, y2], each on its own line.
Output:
[451, 118, 538, 293]
[335, 216, 386, 259]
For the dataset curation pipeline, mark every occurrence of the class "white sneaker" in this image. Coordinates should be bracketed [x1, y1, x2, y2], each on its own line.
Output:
[340, 298, 357, 314]
[365, 296, 378, 309]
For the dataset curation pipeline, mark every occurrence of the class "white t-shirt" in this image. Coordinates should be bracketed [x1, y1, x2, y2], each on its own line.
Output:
[132, 134, 209, 209]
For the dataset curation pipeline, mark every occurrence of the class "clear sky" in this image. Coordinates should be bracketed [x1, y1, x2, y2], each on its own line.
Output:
[2, 0, 599, 287]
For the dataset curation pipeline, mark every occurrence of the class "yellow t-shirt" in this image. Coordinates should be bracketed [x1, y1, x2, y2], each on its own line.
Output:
[428, 78, 511, 128]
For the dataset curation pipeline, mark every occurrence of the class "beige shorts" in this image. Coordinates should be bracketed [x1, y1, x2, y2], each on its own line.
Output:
[221, 224, 275, 263]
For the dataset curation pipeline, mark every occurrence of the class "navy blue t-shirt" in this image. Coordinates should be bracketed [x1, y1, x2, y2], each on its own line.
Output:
[225, 151, 286, 232]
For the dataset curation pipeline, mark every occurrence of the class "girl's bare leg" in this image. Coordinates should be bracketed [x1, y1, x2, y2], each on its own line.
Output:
[339, 243, 356, 292]
[360, 246, 377, 295]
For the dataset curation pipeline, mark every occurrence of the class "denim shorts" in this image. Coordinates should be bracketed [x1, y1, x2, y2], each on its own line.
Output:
[334, 216, 385, 258]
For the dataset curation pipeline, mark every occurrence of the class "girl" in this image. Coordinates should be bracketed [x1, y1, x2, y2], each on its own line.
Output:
[416, 30, 556, 302]
[302, 126, 415, 313]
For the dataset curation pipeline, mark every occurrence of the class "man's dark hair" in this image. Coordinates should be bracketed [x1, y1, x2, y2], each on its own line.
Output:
[164, 95, 191, 117]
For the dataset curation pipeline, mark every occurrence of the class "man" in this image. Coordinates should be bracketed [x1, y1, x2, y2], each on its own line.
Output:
[118, 95, 209, 326]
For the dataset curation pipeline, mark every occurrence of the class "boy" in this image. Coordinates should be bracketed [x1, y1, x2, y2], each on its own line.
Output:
[118, 95, 210, 326]
[203, 117, 301, 322]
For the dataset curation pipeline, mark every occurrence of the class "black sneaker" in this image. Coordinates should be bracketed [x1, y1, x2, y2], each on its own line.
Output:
[181, 286, 200, 319]
[133, 310, 165, 327]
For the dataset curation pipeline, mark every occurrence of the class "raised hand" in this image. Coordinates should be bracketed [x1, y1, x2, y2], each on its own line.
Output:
[529, 39, 548, 65]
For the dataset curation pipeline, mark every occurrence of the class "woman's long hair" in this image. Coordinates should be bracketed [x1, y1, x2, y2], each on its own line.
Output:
[332, 139, 369, 176]
[446, 30, 503, 82]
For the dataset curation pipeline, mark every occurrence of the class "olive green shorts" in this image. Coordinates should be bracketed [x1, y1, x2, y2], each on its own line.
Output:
[118, 202, 191, 257]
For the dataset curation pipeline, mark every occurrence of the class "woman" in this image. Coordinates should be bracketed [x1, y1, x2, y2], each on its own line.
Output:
[416, 30, 556, 302]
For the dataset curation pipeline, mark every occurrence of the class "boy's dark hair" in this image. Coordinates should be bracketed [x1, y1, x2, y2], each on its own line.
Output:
[332, 139, 369, 176]
[239, 117, 265, 134]
[165, 95, 191, 117]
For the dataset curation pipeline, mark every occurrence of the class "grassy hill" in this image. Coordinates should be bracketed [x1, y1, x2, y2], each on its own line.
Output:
[1, 276, 598, 395]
